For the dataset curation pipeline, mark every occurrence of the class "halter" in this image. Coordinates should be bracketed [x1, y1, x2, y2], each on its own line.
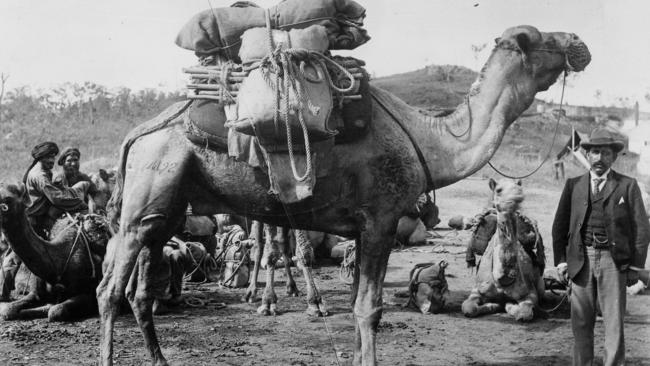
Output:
[486, 38, 569, 180]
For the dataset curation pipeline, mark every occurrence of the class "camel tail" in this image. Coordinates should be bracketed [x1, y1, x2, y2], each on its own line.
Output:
[107, 100, 193, 228]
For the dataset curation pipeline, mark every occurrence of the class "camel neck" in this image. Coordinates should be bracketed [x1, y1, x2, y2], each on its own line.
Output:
[407, 48, 544, 189]
[496, 210, 518, 246]
[3, 208, 60, 281]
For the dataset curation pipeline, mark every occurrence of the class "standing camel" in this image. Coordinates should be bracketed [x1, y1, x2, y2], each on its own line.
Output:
[97, 26, 590, 365]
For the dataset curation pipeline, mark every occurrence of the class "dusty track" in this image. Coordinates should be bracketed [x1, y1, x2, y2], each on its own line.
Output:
[1, 178, 649, 365]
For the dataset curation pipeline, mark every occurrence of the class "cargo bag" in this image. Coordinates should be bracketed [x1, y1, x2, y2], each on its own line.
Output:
[175, 0, 370, 61]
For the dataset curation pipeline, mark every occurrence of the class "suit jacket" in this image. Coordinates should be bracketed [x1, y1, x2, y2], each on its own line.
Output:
[552, 170, 650, 279]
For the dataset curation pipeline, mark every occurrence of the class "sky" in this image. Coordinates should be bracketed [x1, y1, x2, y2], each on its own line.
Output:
[1, 0, 650, 111]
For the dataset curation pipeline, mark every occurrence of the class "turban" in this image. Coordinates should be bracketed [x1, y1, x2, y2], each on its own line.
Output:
[31, 142, 59, 161]
[57, 147, 80, 166]
[23, 141, 59, 183]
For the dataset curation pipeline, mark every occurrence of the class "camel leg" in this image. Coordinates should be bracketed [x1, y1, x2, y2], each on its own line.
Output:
[280, 228, 300, 297]
[294, 229, 328, 317]
[48, 293, 97, 322]
[461, 291, 502, 317]
[351, 214, 394, 366]
[258, 224, 280, 316]
[126, 238, 173, 366]
[505, 294, 536, 321]
[97, 231, 145, 366]
[0, 273, 45, 320]
[17, 303, 53, 319]
[242, 221, 263, 303]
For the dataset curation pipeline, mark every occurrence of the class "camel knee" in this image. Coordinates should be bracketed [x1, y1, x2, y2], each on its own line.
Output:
[506, 300, 535, 321]
[48, 303, 70, 322]
[461, 298, 481, 318]
[354, 308, 383, 331]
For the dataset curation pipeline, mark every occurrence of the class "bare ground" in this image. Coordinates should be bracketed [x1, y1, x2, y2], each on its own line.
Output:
[1, 178, 649, 366]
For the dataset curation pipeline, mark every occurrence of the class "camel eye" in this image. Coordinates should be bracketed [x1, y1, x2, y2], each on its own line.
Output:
[496, 188, 503, 194]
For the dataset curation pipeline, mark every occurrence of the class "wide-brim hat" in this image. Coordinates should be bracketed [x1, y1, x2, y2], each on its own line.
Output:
[580, 127, 625, 153]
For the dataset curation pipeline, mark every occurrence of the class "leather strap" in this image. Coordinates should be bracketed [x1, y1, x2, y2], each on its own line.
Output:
[371, 92, 435, 192]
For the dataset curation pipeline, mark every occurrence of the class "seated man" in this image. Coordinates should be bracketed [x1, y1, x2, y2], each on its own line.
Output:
[53, 147, 93, 187]
[2, 142, 91, 301]
[24, 142, 91, 236]
[177, 205, 219, 257]
[153, 237, 210, 314]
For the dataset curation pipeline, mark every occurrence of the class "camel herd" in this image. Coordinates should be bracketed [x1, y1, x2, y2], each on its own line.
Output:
[0, 24, 592, 366]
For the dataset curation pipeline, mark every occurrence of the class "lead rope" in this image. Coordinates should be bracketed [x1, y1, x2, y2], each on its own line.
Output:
[279, 201, 341, 366]
[487, 70, 567, 179]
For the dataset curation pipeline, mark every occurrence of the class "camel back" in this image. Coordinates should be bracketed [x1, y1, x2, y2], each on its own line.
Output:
[107, 101, 192, 226]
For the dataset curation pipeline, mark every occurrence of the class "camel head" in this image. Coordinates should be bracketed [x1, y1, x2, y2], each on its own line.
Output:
[89, 168, 116, 213]
[491, 25, 590, 93]
[488, 179, 526, 287]
[489, 178, 524, 216]
[0, 183, 30, 228]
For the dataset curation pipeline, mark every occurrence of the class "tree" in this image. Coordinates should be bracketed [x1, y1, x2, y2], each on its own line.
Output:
[471, 43, 487, 70]
[0, 73, 8, 123]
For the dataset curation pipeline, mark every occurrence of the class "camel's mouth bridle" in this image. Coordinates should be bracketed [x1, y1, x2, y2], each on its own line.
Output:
[0, 203, 8, 212]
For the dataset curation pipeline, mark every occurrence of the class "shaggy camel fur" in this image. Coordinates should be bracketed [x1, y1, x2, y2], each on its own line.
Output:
[461, 179, 545, 321]
[97, 26, 590, 365]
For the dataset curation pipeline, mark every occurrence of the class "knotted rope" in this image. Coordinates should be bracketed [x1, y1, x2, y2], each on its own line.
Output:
[245, 10, 356, 181]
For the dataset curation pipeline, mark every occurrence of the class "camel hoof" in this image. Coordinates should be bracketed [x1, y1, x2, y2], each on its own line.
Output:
[257, 304, 275, 316]
[242, 288, 258, 303]
[286, 284, 300, 297]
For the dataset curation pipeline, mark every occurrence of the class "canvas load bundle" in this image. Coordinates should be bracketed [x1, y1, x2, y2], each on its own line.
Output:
[184, 25, 366, 144]
[175, 0, 370, 62]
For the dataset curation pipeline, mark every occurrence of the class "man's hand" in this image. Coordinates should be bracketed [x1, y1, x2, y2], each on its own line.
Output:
[557, 262, 568, 284]
[626, 269, 640, 287]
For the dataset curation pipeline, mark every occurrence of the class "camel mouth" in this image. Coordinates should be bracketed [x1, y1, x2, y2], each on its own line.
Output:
[565, 38, 591, 72]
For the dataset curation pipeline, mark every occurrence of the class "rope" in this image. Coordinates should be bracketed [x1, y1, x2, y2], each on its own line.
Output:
[446, 96, 472, 138]
[339, 242, 355, 285]
[538, 290, 569, 313]
[487, 70, 567, 180]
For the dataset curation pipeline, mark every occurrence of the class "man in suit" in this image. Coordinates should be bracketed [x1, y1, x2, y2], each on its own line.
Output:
[552, 128, 650, 366]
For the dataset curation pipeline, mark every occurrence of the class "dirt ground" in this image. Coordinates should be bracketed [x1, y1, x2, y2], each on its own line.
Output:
[1, 178, 649, 366]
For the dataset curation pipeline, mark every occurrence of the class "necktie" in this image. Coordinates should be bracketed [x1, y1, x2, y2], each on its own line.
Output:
[593, 178, 604, 195]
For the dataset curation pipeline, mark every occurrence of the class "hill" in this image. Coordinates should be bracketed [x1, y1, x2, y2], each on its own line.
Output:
[372, 65, 477, 110]
[0, 65, 636, 185]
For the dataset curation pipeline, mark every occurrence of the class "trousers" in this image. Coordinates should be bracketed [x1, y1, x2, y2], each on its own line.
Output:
[570, 246, 626, 366]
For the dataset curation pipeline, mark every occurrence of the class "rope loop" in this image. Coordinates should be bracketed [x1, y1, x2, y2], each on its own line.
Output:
[488, 70, 567, 180]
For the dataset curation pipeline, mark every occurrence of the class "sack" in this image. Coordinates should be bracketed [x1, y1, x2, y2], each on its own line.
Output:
[227, 26, 336, 143]
[222, 240, 250, 288]
[238, 26, 330, 64]
[408, 261, 449, 314]
[175, 0, 369, 61]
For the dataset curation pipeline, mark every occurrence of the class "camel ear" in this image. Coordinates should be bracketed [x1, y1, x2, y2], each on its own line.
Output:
[515, 33, 530, 54]
[99, 169, 109, 182]
[515, 179, 522, 186]
[439, 260, 448, 269]
[488, 178, 497, 191]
